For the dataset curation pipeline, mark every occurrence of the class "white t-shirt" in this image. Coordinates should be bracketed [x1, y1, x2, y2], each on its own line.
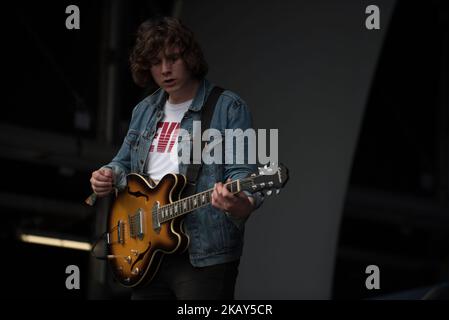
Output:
[146, 99, 192, 181]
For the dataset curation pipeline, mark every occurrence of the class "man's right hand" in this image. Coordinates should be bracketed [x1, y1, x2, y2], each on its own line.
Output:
[90, 168, 114, 197]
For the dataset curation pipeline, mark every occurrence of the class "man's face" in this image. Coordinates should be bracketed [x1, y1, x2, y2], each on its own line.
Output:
[150, 47, 193, 95]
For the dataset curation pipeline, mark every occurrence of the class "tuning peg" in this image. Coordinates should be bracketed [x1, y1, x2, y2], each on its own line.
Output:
[265, 190, 272, 196]
[276, 189, 280, 195]
[259, 164, 271, 175]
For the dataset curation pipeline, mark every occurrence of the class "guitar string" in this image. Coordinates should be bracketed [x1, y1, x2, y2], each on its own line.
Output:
[124, 180, 237, 220]
[108, 177, 263, 245]
[126, 176, 258, 226]
[156, 180, 242, 222]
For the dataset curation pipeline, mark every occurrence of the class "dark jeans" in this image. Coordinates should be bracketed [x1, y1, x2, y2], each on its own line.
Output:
[131, 252, 240, 300]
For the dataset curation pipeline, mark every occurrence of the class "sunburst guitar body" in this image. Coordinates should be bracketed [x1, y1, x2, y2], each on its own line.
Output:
[104, 164, 289, 288]
[107, 173, 188, 288]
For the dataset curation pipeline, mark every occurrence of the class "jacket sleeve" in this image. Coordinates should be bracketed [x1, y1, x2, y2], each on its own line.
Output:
[102, 102, 144, 190]
[222, 94, 265, 210]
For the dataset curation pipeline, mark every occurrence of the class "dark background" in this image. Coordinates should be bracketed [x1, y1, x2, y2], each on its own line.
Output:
[1, 0, 448, 299]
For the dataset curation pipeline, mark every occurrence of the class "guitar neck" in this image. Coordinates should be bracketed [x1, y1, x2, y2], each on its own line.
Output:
[157, 180, 241, 223]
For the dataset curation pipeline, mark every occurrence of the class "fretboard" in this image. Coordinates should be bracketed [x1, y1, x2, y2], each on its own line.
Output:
[158, 180, 240, 223]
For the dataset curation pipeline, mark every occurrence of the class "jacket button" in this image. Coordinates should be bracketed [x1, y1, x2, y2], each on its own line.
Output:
[140, 160, 144, 164]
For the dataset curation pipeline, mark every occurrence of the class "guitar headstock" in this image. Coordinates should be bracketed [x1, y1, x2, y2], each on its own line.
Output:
[241, 163, 289, 197]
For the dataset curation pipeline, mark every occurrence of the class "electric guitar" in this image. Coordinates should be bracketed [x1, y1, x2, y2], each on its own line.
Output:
[102, 164, 288, 288]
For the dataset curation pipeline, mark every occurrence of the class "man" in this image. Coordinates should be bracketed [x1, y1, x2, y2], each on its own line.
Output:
[90, 17, 263, 299]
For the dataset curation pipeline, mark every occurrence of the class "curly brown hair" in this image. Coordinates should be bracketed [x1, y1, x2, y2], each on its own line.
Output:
[129, 17, 208, 88]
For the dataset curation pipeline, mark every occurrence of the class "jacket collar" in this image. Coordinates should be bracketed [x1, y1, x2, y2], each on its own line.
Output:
[152, 78, 213, 112]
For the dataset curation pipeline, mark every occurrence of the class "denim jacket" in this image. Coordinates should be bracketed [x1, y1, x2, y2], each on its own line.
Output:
[103, 79, 263, 267]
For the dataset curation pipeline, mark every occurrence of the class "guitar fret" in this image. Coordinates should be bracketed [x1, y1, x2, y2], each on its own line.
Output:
[158, 179, 243, 223]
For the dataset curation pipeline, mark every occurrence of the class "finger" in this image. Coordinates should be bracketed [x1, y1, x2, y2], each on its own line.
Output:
[93, 171, 113, 182]
[211, 190, 218, 207]
[215, 182, 224, 195]
[94, 187, 112, 194]
[213, 186, 230, 210]
[221, 184, 233, 198]
[211, 189, 224, 210]
[221, 185, 237, 203]
[100, 168, 113, 177]
[216, 183, 233, 203]
[213, 187, 225, 203]
[93, 180, 112, 188]
[98, 171, 113, 181]
[216, 185, 231, 204]
[91, 175, 112, 186]
[212, 187, 219, 202]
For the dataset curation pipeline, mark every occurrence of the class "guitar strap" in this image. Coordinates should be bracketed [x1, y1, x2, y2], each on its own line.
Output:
[183, 86, 224, 196]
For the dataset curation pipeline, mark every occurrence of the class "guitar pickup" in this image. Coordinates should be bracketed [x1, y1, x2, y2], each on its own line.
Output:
[117, 220, 124, 244]
[137, 209, 144, 239]
[129, 209, 145, 240]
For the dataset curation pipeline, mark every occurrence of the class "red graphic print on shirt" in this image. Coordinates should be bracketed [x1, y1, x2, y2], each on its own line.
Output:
[150, 122, 181, 153]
